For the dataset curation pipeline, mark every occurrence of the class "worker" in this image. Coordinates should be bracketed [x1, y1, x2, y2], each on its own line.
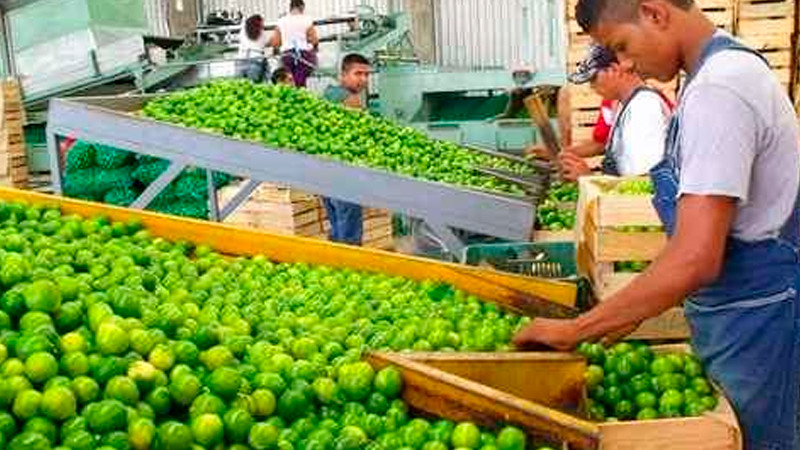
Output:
[271, 67, 295, 86]
[528, 44, 672, 181]
[237, 15, 270, 83]
[271, 0, 320, 88]
[514, 0, 800, 448]
[321, 54, 372, 245]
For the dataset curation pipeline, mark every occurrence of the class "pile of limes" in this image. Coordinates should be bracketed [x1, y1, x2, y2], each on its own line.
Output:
[578, 342, 718, 421]
[0, 200, 558, 449]
[141, 81, 528, 196]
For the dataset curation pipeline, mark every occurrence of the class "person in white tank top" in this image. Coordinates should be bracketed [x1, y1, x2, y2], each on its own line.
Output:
[271, 0, 319, 87]
[237, 14, 270, 83]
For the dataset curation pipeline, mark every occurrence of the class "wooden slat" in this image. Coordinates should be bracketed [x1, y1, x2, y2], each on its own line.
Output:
[737, 0, 795, 20]
[585, 219, 666, 262]
[367, 352, 600, 450]
[0, 187, 579, 312]
[368, 348, 740, 450]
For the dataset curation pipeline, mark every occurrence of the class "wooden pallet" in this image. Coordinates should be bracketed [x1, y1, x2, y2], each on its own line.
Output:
[219, 181, 394, 249]
[368, 347, 741, 450]
[0, 79, 27, 188]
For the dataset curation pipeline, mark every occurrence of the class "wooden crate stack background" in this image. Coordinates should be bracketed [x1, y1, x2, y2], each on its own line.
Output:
[575, 176, 689, 340]
[736, 0, 796, 92]
[218, 182, 394, 250]
[565, 0, 797, 142]
[0, 80, 27, 188]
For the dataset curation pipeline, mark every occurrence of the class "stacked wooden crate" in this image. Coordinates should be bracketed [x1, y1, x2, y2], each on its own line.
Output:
[575, 176, 689, 340]
[736, 0, 797, 92]
[218, 182, 394, 249]
[0, 80, 27, 188]
[565, 0, 737, 142]
[218, 182, 327, 239]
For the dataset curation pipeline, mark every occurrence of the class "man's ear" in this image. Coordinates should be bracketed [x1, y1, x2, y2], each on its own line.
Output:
[639, 0, 672, 30]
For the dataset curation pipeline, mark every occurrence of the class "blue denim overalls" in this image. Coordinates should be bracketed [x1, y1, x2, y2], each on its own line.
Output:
[600, 86, 665, 176]
[649, 34, 800, 449]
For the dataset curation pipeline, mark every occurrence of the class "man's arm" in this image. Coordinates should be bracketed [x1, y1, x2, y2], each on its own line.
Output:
[569, 140, 606, 158]
[514, 194, 736, 349]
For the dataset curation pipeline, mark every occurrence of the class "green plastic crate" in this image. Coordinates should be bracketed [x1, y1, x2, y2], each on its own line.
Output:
[462, 241, 577, 278]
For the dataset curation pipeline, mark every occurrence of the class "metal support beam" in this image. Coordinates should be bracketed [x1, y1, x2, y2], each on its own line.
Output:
[206, 169, 220, 221]
[219, 179, 260, 220]
[130, 161, 186, 210]
[47, 96, 536, 254]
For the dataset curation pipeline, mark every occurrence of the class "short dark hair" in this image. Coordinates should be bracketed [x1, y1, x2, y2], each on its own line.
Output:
[341, 53, 371, 73]
[290, 0, 305, 10]
[271, 67, 292, 84]
[244, 14, 264, 41]
[576, 0, 694, 32]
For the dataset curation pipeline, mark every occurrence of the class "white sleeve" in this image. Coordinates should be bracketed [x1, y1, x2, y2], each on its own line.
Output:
[617, 92, 669, 176]
[678, 85, 757, 202]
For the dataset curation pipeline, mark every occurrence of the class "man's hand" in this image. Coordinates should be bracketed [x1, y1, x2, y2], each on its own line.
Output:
[513, 318, 582, 351]
[524, 145, 551, 160]
[559, 151, 591, 181]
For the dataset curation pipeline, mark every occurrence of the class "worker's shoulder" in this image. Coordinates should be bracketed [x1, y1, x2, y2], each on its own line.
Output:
[693, 50, 773, 88]
[323, 84, 349, 103]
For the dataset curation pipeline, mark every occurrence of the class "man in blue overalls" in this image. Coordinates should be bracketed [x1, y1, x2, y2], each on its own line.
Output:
[514, 1, 800, 448]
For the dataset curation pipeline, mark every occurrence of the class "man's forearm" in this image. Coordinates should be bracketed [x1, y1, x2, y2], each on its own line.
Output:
[574, 242, 706, 340]
[571, 140, 605, 158]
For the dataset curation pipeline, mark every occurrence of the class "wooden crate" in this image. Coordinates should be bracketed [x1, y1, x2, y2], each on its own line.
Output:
[218, 182, 327, 238]
[575, 177, 687, 340]
[219, 181, 394, 248]
[0, 79, 26, 188]
[736, 0, 797, 91]
[368, 347, 741, 450]
[577, 176, 665, 264]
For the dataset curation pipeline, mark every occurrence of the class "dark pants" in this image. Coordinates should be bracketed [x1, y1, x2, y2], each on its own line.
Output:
[322, 198, 362, 245]
[238, 58, 268, 83]
[281, 50, 316, 87]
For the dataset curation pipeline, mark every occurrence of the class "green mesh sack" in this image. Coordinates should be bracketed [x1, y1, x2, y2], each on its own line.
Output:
[103, 187, 140, 207]
[63, 168, 103, 200]
[65, 142, 96, 172]
[158, 201, 208, 219]
[132, 160, 170, 185]
[95, 145, 134, 169]
[94, 167, 135, 194]
[171, 174, 209, 202]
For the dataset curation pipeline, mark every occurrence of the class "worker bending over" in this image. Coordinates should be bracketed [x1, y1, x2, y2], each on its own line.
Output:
[515, 1, 800, 448]
[271, 0, 319, 87]
[530, 44, 671, 181]
[321, 54, 372, 245]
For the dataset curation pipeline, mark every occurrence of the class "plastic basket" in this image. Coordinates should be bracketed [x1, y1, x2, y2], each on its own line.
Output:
[461, 241, 577, 278]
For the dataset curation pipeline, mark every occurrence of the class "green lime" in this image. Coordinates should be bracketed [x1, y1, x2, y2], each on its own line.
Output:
[452, 422, 481, 449]
[12, 389, 41, 419]
[496, 426, 526, 450]
[249, 423, 280, 450]
[373, 366, 403, 399]
[192, 413, 225, 447]
[224, 408, 254, 444]
[25, 352, 58, 383]
[41, 386, 77, 421]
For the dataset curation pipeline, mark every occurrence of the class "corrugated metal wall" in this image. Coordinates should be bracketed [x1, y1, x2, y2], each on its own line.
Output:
[144, 0, 170, 35]
[146, 0, 566, 71]
[200, 0, 390, 21]
[435, 0, 565, 70]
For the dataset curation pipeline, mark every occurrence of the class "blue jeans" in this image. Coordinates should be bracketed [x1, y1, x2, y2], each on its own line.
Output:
[322, 198, 362, 245]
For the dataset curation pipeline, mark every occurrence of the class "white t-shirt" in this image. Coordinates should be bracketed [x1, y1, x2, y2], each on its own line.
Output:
[608, 89, 670, 176]
[237, 26, 268, 59]
[677, 31, 800, 241]
[277, 13, 314, 52]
